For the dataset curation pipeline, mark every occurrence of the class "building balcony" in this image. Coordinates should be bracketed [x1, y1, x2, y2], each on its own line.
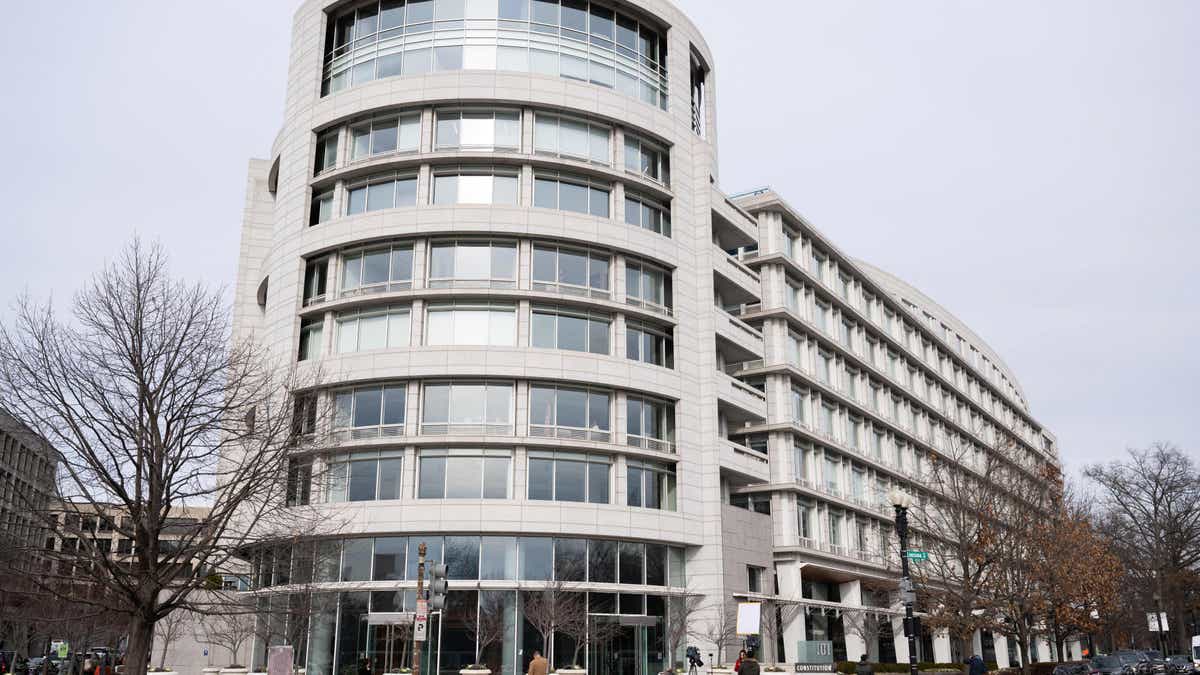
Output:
[712, 245, 761, 305]
[711, 186, 759, 250]
[717, 372, 768, 425]
[719, 438, 771, 483]
[715, 308, 764, 363]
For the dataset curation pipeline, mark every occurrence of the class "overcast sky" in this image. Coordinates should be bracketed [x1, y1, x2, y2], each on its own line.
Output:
[1, 1, 1196, 475]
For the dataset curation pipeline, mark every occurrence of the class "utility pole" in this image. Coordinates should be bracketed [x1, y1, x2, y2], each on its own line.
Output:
[414, 542, 426, 675]
[889, 487, 919, 675]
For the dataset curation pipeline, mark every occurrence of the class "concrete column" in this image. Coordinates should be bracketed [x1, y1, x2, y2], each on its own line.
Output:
[993, 635, 1011, 669]
[777, 561, 806, 663]
[971, 630, 983, 660]
[840, 580, 867, 662]
[933, 629, 952, 664]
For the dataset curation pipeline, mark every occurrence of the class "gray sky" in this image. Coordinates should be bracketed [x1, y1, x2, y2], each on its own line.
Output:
[1, 1, 1196, 474]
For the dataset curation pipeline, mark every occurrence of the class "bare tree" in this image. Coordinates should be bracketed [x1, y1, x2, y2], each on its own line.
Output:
[701, 599, 740, 667]
[660, 592, 705, 674]
[466, 591, 511, 669]
[0, 239, 330, 675]
[1085, 443, 1200, 654]
[521, 583, 584, 667]
[758, 601, 804, 666]
[557, 608, 622, 671]
[196, 604, 258, 668]
[843, 609, 890, 661]
[154, 609, 192, 670]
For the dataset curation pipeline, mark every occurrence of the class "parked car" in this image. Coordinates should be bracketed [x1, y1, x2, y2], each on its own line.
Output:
[1094, 655, 1136, 675]
[1143, 651, 1168, 674]
[1166, 656, 1197, 675]
[1115, 651, 1154, 675]
[1056, 663, 1093, 675]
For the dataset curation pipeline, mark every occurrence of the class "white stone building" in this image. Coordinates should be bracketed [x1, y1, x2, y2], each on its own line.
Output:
[231, 1, 1062, 674]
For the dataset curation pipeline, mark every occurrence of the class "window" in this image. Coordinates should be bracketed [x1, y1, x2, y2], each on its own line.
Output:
[624, 260, 671, 311]
[626, 460, 676, 510]
[346, 172, 418, 214]
[533, 171, 610, 217]
[527, 451, 610, 503]
[435, 109, 520, 150]
[729, 492, 770, 514]
[747, 565, 764, 593]
[824, 455, 840, 494]
[350, 114, 420, 159]
[418, 448, 511, 499]
[303, 258, 329, 305]
[335, 305, 411, 352]
[829, 512, 843, 549]
[813, 301, 829, 332]
[623, 133, 669, 184]
[310, 189, 334, 226]
[623, 192, 671, 236]
[817, 351, 832, 384]
[325, 450, 403, 502]
[315, 130, 339, 174]
[690, 53, 707, 136]
[425, 302, 516, 346]
[286, 459, 313, 507]
[529, 384, 611, 440]
[790, 389, 807, 426]
[625, 321, 672, 367]
[820, 404, 835, 437]
[298, 318, 324, 361]
[333, 384, 407, 438]
[626, 396, 674, 451]
[428, 240, 517, 288]
[531, 306, 610, 354]
[421, 382, 513, 434]
[532, 244, 610, 297]
[341, 245, 414, 295]
[534, 113, 611, 163]
[432, 166, 519, 205]
[373, 536, 407, 581]
[797, 502, 812, 540]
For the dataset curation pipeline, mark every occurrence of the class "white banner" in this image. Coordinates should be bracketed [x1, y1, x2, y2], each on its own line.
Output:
[1146, 612, 1169, 632]
[737, 602, 762, 635]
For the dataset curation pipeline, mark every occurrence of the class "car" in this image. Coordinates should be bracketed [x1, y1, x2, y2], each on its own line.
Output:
[1094, 656, 1136, 675]
[1166, 656, 1197, 675]
[1055, 663, 1092, 675]
[1143, 651, 1168, 674]
[1115, 651, 1154, 675]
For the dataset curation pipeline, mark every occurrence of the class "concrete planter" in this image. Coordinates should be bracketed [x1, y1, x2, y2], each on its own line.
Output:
[709, 669, 736, 675]
[202, 668, 221, 675]
[219, 668, 249, 675]
[459, 670, 491, 675]
[147, 671, 176, 675]
[556, 669, 588, 675]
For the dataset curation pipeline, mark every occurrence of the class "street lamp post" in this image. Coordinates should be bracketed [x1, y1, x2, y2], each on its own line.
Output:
[890, 488, 919, 675]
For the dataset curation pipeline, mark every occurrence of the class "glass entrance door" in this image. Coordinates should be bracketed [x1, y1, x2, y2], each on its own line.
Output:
[591, 621, 642, 675]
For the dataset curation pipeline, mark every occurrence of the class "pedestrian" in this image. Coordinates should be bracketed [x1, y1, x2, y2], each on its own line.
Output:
[739, 650, 761, 675]
[526, 650, 548, 675]
[734, 650, 747, 673]
[857, 655, 875, 675]
[968, 655, 986, 675]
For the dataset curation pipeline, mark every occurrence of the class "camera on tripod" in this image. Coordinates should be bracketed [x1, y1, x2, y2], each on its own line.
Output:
[686, 646, 704, 668]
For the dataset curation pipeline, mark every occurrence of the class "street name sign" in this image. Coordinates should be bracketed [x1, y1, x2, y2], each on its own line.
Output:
[905, 551, 929, 561]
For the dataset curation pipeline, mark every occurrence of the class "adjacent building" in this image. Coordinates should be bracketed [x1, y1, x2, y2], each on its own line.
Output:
[232, 1, 1061, 673]
[0, 406, 59, 553]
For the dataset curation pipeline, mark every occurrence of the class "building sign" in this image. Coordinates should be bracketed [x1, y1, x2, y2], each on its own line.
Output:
[794, 665, 837, 673]
[1146, 612, 1169, 632]
[795, 641, 834, 665]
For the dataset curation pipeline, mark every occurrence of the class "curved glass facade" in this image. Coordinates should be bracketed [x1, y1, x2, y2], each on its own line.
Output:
[322, 0, 669, 108]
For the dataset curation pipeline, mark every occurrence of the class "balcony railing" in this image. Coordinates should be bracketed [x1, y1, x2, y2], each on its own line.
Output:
[531, 281, 612, 302]
[529, 425, 611, 443]
[624, 296, 673, 317]
[627, 434, 675, 454]
[330, 424, 406, 442]
[420, 423, 514, 436]
[339, 280, 415, 299]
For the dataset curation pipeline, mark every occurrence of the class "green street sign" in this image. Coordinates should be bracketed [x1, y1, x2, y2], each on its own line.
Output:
[905, 550, 929, 561]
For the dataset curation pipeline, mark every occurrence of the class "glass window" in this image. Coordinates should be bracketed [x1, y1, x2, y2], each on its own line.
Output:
[432, 167, 520, 205]
[554, 538, 587, 581]
[519, 537, 553, 580]
[428, 241, 518, 287]
[346, 173, 418, 215]
[418, 448, 512, 498]
[530, 306, 610, 354]
[645, 543, 666, 586]
[625, 321, 672, 368]
[326, 452, 403, 503]
[533, 172, 610, 217]
[436, 109, 521, 150]
[298, 318, 324, 361]
[533, 114, 611, 163]
[341, 538, 373, 582]
[531, 244, 610, 295]
[406, 537, 443, 580]
[332, 385, 407, 436]
[479, 536, 517, 580]
[625, 460, 676, 511]
[626, 396, 674, 449]
[335, 306, 410, 352]
[528, 384, 610, 436]
[373, 536, 407, 581]
[623, 134, 670, 185]
[623, 193, 671, 236]
[315, 130, 339, 174]
[444, 535, 481, 579]
[310, 190, 334, 226]
[618, 541, 643, 585]
[624, 261, 671, 308]
[527, 451, 610, 503]
[588, 540, 616, 582]
[426, 302, 516, 346]
[349, 115, 420, 160]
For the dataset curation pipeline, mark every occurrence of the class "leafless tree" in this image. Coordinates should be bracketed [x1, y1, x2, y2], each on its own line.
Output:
[153, 609, 192, 670]
[0, 239, 333, 675]
[521, 564, 586, 666]
[556, 607, 622, 670]
[1085, 443, 1200, 654]
[843, 609, 890, 661]
[701, 599, 740, 667]
[466, 591, 512, 669]
[660, 592, 705, 674]
[758, 601, 804, 666]
[195, 603, 258, 668]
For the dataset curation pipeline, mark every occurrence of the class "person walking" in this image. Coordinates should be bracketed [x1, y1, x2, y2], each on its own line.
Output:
[857, 655, 875, 675]
[967, 655, 986, 675]
[526, 650, 548, 675]
[734, 650, 747, 673]
[738, 650, 761, 675]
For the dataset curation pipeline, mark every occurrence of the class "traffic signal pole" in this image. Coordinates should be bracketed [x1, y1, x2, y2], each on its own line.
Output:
[895, 504, 919, 675]
[414, 542, 426, 675]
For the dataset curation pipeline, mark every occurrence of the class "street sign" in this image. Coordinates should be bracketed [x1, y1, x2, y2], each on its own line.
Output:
[54, 643, 69, 659]
[1146, 612, 1169, 632]
[905, 551, 929, 561]
[415, 597, 430, 640]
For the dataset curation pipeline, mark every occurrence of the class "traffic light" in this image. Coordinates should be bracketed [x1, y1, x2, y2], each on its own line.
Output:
[428, 562, 448, 610]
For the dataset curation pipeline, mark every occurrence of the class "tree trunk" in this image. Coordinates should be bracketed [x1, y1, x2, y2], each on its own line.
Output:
[124, 615, 155, 675]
